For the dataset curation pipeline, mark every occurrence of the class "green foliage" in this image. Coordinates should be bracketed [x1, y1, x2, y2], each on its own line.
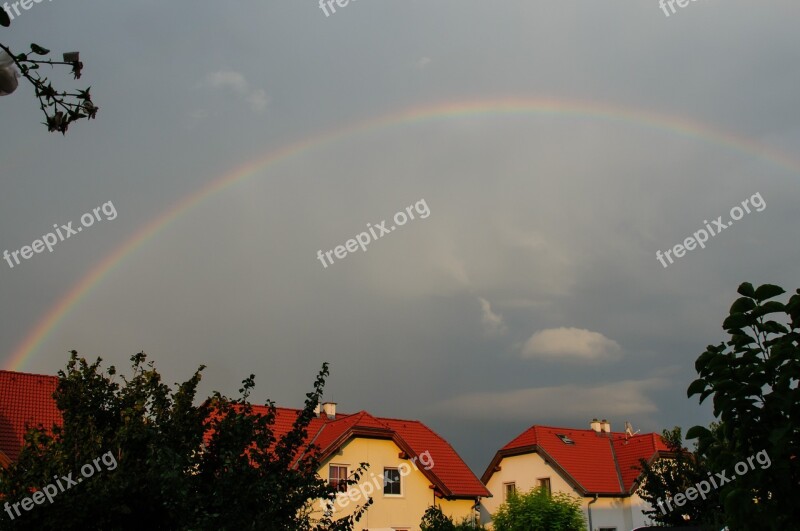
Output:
[421, 505, 457, 531]
[635, 426, 722, 528]
[0, 351, 369, 530]
[491, 487, 585, 531]
[420, 505, 486, 531]
[687, 283, 800, 530]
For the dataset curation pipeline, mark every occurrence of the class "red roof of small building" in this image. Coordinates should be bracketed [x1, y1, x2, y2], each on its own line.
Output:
[0, 370, 62, 463]
[0, 370, 488, 498]
[482, 425, 669, 496]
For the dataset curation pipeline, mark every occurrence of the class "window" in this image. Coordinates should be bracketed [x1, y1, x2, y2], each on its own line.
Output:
[555, 433, 575, 445]
[503, 482, 516, 501]
[329, 465, 348, 492]
[383, 468, 402, 495]
[537, 477, 551, 495]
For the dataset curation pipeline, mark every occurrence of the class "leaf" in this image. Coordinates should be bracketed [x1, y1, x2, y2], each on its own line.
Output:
[0, 6, 10, 27]
[752, 301, 786, 319]
[754, 284, 785, 302]
[730, 296, 757, 314]
[30, 43, 50, 55]
[687, 378, 707, 398]
[685, 425, 711, 440]
[737, 282, 756, 298]
[722, 312, 750, 330]
[695, 350, 716, 373]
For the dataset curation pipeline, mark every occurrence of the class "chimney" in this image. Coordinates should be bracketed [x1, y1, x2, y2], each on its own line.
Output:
[322, 402, 337, 419]
[313, 403, 321, 417]
[590, 418, 601, 433]
[601, 419, 611, 434]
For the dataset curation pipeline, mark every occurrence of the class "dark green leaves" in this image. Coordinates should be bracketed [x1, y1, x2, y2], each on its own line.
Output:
[686, 282, 800, 529]
[687, 378, 707, 398]
[30, 43, 50, 55]
[737, 282, 756, 298]
[722, 312, 750, 330]
[730, 296, 756, 314]
[0, 353, 363, 531]
[755, 284, 785, 302]
[685, 425, 711, 440]
[0, 6, 10, 27]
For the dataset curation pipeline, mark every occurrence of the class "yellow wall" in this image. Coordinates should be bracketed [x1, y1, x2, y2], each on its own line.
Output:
[481, 451, 656, 530]
[313, 437, 477, 530]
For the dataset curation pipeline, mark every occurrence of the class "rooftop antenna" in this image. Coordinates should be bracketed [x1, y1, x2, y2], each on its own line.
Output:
[624, 421, 640, 439]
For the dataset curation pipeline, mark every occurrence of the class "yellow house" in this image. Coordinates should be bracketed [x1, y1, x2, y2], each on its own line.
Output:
[283, 402, 490, 530]
[480, 420, 669, 531]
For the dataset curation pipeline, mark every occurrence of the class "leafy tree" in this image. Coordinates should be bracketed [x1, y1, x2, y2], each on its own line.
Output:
[421, 505, 457, 531]
[491, 487, 585, 531]
[0, 351, 370, 530]
[1, 7, 98, 134]
[635, 426, 722, 528]
[686, 282, 800, 530]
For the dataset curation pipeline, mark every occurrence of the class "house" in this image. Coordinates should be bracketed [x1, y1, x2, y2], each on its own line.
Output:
[480, 419, 669, 531]
[0, 370, 61, 468]
[254, 402, 490, 530]
[0, 369, 488, 530]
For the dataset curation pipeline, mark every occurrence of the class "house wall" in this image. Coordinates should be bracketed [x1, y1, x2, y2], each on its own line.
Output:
[314, 437, 475, 530]
[481, 451, 653, 531]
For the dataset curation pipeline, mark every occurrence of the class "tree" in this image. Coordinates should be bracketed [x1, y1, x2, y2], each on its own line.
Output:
[0, 351, 370, 530]
[635, 426, 723, 528]
[686, 282, 800, 530]
[1, 7, 98, 134]
[491, 487, 585, 531]
[420, 505, 457, 531]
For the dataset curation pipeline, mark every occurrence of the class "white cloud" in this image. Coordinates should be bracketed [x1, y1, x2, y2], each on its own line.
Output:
[479, 297, 507, 335]
[521, 327, 622, 362]
[433, 378, 668, 422]
[199, 70, 269, 112]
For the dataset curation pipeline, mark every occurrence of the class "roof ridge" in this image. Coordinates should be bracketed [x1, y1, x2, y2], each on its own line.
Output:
[0, 369, 59, 380]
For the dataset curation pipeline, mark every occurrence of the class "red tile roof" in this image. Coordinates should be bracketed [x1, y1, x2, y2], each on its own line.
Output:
[613, 432, 669, 491]
[483, 425, 668, 496]
[247, 406, 489, 498]
[1, 371, 488, 498]
[0, 370, 62, 463]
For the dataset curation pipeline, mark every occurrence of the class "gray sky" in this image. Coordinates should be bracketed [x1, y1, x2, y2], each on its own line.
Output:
[1, 0, 799, 472]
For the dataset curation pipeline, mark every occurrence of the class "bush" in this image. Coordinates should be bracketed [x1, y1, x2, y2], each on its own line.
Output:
[491, 487, 585, 531]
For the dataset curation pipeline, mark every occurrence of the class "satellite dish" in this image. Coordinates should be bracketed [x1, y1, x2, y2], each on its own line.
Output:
[624, 421, 640, 438]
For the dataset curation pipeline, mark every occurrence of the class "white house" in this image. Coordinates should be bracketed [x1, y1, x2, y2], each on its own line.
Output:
[480, 420, 669, 531]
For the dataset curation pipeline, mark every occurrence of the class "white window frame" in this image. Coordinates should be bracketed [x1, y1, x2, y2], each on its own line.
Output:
[383, 467, 403, 497]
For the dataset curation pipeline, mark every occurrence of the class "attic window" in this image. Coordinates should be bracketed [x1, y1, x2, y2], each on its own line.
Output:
[556, 434, 575, 445]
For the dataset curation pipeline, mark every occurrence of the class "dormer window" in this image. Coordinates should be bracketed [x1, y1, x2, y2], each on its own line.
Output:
[556, 434, 575, 445]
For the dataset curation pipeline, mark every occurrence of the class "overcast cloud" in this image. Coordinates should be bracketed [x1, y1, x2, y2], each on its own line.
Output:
[1, 0, 799, 472]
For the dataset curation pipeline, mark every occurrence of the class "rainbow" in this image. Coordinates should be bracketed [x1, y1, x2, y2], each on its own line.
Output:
[5, 97, 799, 371]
